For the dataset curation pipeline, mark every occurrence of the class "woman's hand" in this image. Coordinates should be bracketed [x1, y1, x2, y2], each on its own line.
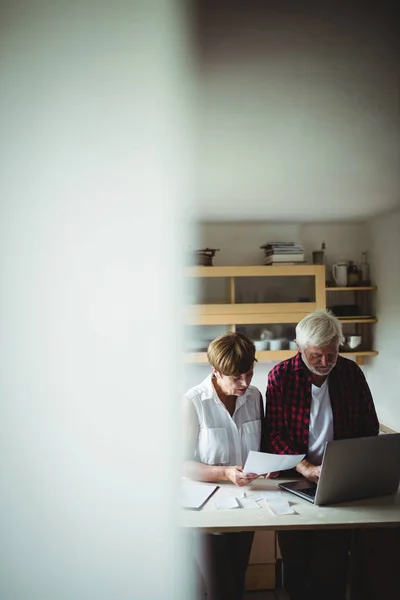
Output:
[225, 466, 259, 487]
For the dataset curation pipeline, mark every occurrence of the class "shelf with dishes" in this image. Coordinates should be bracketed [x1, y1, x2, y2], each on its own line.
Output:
[326, 281, 377, 363]
[184, 265, 378, 366]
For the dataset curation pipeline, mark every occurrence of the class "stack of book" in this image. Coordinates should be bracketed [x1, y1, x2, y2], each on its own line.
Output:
[260, 242, 305, 265]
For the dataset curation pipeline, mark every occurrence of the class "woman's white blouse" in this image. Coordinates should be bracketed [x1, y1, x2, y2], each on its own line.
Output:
[184, 374, 263, 467]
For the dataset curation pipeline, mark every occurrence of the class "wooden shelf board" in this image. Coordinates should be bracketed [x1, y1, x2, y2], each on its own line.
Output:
[340, 351, 378, 357]
[186, 315, 378, 326]
[184, 350, 378, 363]
[185, 265, 325, 278]
[185, 352, 209, 363]
[338, 317, 377, 324]
[186, 313, 314, 326]
[187, 302, 317, 316]
[326, 286, 377, 291]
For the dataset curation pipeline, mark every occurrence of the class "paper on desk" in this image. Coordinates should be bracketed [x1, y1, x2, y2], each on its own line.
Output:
[246, 490, 295, 514]
[267, 499, 296, 515]
[238, 497, 261, 510]
[243, 450, 306, 474]
[246, 490, 283, 502]
[214, 495, 240, 510]
[181, 481, 218, 509]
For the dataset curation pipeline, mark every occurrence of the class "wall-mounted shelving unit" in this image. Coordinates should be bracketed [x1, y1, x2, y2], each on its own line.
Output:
[185, 266, 378, 366]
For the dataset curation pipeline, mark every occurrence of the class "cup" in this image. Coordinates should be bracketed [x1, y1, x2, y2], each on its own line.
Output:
[344, 335, 362, 349]
[269, 339, 282, 351]
[289, 341, 298, 350]
[332, 263, 348, 287]
[254, 339, 269, 351]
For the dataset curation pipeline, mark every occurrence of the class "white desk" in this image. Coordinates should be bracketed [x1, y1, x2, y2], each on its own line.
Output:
[181, 478, 400, 533]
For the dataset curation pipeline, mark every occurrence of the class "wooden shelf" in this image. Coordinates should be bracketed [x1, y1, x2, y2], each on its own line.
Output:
[185, 265, 378, 365]
[185, 350, 379, 364]
[186, 265, 325, 278]
[326, 286, 377, 291]
[186, 308, 378, 326]
[338, 317, 377, 324]
[186, 303, 318, 326]
[188, 303, 316, 315]
[340, 351, 379, 357]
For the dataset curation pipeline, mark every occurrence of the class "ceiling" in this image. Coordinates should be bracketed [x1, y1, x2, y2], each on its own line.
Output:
[193, 1, 400, 222]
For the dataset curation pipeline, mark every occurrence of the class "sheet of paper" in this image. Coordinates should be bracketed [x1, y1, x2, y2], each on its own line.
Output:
[214, 495, 240, 510]
[238, 498, 260, 510]
[247, 490, 284, 502]
[267, 499, 296, 515]
[181, 481, 218, 509]
[243, 450, 306, 474]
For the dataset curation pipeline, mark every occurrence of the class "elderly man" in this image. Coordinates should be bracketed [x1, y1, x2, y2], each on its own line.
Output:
[265, 310, 379, 600]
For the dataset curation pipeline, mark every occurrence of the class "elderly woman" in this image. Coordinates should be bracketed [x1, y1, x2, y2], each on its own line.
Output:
[183, 332, 265, 600]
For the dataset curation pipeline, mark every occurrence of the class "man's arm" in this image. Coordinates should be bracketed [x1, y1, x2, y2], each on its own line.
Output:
[264, 369, 301, 455]
[265, 367, 321, 482]
[354, 365, 379, 436]
[295, 459, 321, 483]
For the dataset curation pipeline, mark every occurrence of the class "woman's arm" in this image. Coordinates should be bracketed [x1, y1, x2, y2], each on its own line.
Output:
[182, 399, 258, 487]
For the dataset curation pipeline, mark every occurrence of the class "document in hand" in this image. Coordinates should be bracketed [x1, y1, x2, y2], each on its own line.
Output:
[243, 451, 306, 475]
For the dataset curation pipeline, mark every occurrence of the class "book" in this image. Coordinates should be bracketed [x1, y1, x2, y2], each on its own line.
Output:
[264, 260, 307, 265]
[264, 249, 304, 256]
[264, 254, 304, 264]
[260, 242, 303, 251]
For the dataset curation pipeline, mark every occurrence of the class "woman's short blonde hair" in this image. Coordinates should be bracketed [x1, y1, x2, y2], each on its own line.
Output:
[207, 332, 257, 375]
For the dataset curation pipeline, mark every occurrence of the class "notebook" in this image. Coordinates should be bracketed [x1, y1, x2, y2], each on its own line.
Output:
[278, 433, 400, 506]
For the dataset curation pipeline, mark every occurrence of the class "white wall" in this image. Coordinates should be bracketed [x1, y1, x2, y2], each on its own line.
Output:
[364, 209, 400, 431]
[0, 2, 193, 599]
[198, 221, 369, 269]
[195, 1, 399, 221]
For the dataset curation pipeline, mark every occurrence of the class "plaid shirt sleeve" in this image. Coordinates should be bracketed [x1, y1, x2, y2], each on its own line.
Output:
[354, 365, 379, 436]
[264, 361, 304, 454]
[330, 358, 379, 438]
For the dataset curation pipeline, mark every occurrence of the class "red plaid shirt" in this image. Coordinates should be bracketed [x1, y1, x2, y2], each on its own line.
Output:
[264, 353, 379, 455]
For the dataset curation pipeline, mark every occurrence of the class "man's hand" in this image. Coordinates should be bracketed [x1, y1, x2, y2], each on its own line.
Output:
[225, 466, 259, 487]
[296, 459, 321, 483]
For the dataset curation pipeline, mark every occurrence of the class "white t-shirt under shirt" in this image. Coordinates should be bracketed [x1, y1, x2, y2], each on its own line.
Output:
[307, 378, 334, 465]
[184, 374, 263, 467]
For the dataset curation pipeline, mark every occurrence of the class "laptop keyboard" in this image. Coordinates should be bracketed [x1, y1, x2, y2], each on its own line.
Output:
[301, 486, 317, 498]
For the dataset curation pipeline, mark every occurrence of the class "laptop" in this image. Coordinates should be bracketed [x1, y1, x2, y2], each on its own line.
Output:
[278, 433, 400, 506]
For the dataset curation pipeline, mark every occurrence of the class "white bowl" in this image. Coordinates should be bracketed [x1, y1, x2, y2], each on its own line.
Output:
[254, 339, 269, 351]
[269, 339, 282, 351]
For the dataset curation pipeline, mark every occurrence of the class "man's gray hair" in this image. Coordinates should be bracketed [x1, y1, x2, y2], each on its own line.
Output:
[296, 310, 344, 349]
